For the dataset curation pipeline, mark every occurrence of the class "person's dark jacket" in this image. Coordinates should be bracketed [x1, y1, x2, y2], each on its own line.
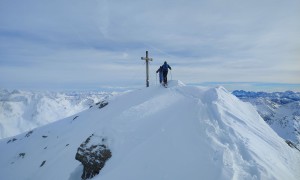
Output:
[162, 62, 171, 72]
[156, 66, 163, 73]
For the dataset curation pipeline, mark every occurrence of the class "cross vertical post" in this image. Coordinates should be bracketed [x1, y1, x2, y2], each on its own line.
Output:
[141, 51, 153, 87]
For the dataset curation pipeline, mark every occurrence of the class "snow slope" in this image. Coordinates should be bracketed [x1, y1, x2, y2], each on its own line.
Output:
[0, 81, 299, 180]
[232, 90, 300, 149]
[0, 90, 116, 139]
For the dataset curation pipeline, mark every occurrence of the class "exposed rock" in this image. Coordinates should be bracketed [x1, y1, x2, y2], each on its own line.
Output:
[286, 140, 300, 152]
[40, 160, 46, 167]
[7, 138, 17, 144]
[42, 135, 48, 138]
[75, 134, 111, 180]
[73, 116, 79, 121]
[19, 153, 25, 158]
[25, 130, 33, 137]
[95, 101, 108, 109]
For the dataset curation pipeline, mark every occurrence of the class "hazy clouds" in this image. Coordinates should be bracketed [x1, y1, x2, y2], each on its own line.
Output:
[0, 0, 299, 90]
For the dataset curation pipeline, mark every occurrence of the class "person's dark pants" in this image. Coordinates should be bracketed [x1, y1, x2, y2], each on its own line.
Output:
[159, 72, 163, 83]
[163, 71, 168, 84]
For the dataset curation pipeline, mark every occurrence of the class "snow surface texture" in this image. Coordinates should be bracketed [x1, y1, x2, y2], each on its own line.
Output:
[233, 90, 300, 149]
[0, 89, 117, 139]
[0, 81, 299, 180]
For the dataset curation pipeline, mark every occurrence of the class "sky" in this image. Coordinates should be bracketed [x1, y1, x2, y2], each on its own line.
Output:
[0, 0, 300, 92]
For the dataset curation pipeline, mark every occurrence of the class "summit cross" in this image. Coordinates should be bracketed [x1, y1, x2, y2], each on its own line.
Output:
[141, 51, 153, 87]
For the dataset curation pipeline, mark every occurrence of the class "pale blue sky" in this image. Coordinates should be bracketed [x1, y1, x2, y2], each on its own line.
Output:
[0, 0, 299, 91]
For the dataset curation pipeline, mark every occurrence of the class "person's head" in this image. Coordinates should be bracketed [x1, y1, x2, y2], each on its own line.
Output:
[164, 61, 167, 64]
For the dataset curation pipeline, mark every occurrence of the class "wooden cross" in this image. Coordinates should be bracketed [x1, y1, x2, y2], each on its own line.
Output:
[141, 51, 153, 87]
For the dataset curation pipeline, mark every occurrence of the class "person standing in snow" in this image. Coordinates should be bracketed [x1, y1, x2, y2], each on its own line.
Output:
[156, 66, 163, 84]
[161, 61, 171, 86]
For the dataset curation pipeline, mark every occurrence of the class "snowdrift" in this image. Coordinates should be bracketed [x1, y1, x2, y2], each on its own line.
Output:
[0, 80, 299, 180]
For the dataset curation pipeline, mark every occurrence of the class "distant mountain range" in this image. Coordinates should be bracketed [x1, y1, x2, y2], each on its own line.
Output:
[0, 89, 119, 139]
[232, 90, 300, 150]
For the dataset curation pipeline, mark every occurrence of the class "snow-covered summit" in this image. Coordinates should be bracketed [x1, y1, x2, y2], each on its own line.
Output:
[0, 82, 299, 180]
[165, 79, 186, 87]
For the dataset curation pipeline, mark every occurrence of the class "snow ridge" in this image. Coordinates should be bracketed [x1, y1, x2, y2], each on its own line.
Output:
[232, 90, 300, 149]
[0, 81, 299, 180]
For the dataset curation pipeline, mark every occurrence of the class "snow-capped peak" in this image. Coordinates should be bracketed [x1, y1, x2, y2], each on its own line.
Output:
[0, 90, 115, 139]
[0, 81, 299, 180]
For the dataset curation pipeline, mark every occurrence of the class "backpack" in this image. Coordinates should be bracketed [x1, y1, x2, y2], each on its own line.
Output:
[162, 63, 169, 71]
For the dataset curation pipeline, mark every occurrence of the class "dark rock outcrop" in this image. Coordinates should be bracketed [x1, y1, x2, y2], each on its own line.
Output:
[40, 160, 46, 167]
[25, 130, 33, 137]
[19, 153, 25, 158]
[73, 116, 79, 121]
[7, 138, 17, 144]
[286, 140, 300, 152]
[75, 134, 111, 180]
[96, 101, 108, 109]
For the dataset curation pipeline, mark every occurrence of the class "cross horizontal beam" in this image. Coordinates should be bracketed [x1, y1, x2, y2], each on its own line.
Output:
[141, 57, 153, 61]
